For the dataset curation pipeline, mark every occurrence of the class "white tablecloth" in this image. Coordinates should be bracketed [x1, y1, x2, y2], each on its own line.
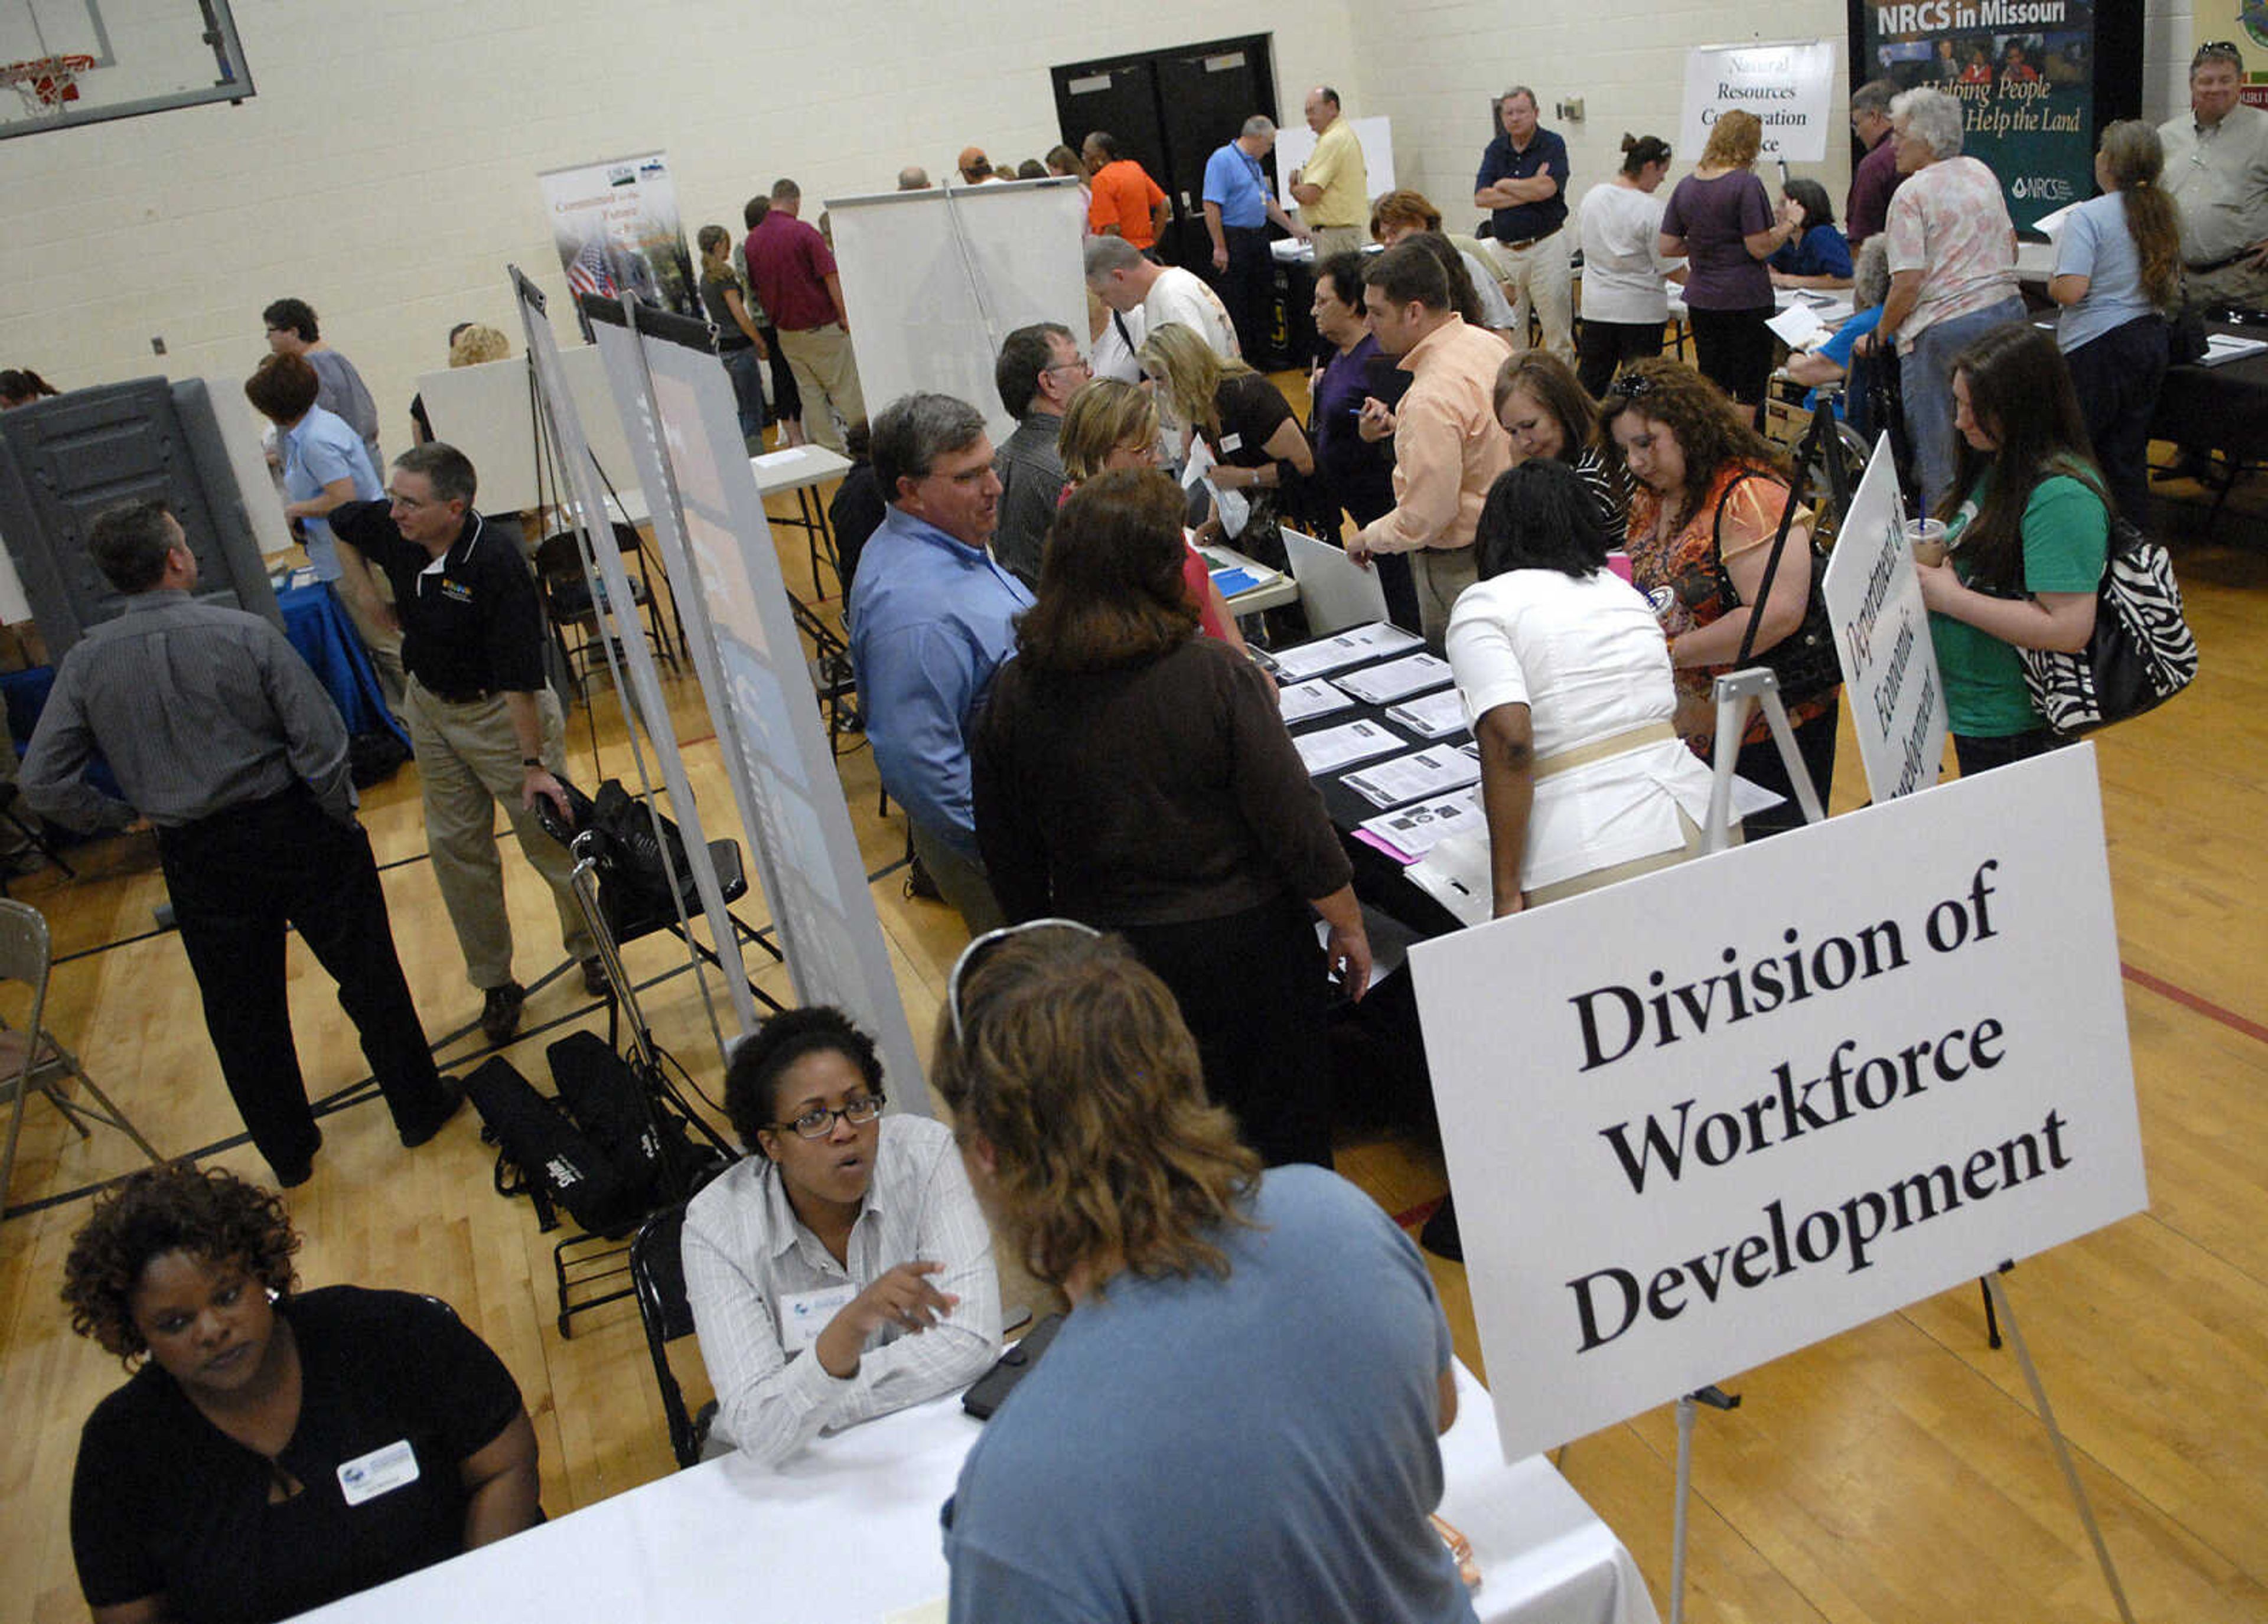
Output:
[292, 1361, 1657, 1624]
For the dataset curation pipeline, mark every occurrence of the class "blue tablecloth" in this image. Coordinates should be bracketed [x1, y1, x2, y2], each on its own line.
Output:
[2, 582, 407, 801]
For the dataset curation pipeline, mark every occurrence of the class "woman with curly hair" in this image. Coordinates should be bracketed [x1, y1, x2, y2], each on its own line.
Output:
[680, 1005, 1001, 1465]
[973, 471, 1369, 1169]
[63, 1164, 539, 1624]
[931, 922, 1471, 1622]
[1598, 359, 1840, 836]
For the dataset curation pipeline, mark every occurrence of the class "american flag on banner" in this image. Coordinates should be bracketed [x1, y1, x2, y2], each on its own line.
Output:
[565, 236, 617, 299]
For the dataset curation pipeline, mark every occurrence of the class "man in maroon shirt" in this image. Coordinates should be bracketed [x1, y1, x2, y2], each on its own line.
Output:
[745, 177, 866, 454]
[1845, 80, 1904, 248]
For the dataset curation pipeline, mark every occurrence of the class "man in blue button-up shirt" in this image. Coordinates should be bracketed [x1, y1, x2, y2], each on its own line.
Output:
[847, 393, 1032, 934]
[1202, 115, 1308, 361]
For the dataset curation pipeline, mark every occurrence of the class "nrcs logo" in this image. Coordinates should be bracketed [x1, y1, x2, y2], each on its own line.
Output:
[2010, 176, 2076, 201]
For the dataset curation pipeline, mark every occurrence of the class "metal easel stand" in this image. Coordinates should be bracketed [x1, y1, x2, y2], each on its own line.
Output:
[1984, 1266, 2139, 1624]
[1667, 1384, 1744, 1624]
[546, 843, 741, 1338]
[1700, 667, 1826, 852]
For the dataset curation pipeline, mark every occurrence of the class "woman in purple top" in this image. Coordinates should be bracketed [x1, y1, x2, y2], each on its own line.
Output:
[1658, 110, 1804, 420]
[1306, 252, 1418, 630]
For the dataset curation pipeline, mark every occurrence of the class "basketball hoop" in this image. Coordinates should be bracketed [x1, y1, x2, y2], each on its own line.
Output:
[3, 53, 97, 116]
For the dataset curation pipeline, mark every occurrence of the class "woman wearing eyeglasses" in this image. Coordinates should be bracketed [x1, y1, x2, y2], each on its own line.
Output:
[680, 1007, 1002, 1466]
[973, 469, 1370, 1170]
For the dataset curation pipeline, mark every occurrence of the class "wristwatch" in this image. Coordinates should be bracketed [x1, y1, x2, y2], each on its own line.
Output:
[522, 756, 543, 768]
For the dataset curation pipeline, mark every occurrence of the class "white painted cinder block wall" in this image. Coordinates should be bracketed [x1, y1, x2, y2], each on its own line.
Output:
[0, 0, 1366, 445]
[0, 0, 2208, 447]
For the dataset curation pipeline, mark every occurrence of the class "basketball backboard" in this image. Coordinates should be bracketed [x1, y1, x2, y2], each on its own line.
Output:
[1, 0, 253, 139]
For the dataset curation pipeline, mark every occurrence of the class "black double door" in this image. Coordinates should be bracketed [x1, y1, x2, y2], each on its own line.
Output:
[1050, 35, 1279, 278]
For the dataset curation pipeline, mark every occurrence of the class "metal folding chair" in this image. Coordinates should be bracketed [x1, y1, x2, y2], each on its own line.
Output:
[0, 899, 164, 1214]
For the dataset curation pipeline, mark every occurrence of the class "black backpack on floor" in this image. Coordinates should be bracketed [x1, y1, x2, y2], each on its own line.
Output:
[463, 1055, 644, 1236]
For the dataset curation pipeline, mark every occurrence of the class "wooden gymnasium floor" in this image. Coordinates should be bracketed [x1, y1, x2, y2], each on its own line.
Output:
[2, 417, 2266, 1624]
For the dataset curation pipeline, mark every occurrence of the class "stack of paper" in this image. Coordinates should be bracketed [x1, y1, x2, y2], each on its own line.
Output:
[1292, 717, 1406, 774]
[1383, 686, 1469, 739]
[1334, 651, 1454, 706]
[1265, 622, 1423, 682]
[1278, 678, 1356, 725]
[1341, 745, 1483, 810]
[1357, 787, 1484, 863]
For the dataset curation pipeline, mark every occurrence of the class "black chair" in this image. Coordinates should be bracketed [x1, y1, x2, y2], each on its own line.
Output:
[535, 524, 676, 700]
[629, 1202, 718, 1469]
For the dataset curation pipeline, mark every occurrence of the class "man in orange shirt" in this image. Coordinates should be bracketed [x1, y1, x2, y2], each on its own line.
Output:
[1081, 131, 1170, 250]
[1347, 243, 1513, 648]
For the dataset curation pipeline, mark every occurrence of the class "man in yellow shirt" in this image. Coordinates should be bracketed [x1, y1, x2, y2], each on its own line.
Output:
[1347, 244, 1513, 648]
[1289, 87, 1370, 260]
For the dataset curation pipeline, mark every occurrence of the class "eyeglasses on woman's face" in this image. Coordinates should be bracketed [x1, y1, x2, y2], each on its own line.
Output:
[770, 1091, 887, 1139]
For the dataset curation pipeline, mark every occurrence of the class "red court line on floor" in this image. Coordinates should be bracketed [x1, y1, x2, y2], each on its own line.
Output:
[1392, 1195, 1444, 1230]
[2121, 963, 2268, 1047]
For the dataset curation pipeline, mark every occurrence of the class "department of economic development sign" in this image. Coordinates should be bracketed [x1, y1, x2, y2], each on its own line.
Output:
[1411, 747, 2147, 1461]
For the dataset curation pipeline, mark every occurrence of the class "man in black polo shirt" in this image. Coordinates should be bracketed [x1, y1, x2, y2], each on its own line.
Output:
[331, 443, 601, 1045]
[1473, 86, 1573, 358]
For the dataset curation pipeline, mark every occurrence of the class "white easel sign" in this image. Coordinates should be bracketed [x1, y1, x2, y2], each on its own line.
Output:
[1411, 747, 2148, 1462]
[1820, 432, 1948, 801]
[1680, 41, 1837, 163]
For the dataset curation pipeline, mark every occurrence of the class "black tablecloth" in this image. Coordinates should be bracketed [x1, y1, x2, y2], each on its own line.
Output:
[2152, 322, 2268, 463]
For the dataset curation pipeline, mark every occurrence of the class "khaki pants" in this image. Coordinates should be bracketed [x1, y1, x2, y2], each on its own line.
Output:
[403, 679, 593, 990]
[1487, 231, 1575, 358]
[2187, 255, 2268, 312]
[777, 324, 866, 455]
[1309, 225, 1367, 263]
[1411, 544, 1481, 652]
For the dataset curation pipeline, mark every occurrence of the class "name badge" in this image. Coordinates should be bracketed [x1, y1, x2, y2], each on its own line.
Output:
[337, 1439, 421, 1506]
[1217, 433, 1244, 455]
[779, 1283, 856, 1354]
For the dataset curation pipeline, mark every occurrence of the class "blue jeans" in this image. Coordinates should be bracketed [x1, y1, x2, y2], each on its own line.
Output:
[721, 345, 768, 445]
[1900, 296, 2025, 514]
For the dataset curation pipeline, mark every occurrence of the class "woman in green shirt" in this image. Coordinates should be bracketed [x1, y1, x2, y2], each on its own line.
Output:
[1914, 322, 2108, 775]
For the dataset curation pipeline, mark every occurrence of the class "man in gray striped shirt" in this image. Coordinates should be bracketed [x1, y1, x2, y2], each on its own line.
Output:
[21, 500, 458, 1186]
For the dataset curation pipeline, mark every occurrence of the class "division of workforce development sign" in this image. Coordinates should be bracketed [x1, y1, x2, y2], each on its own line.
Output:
[1412, 748, 2148, 1460]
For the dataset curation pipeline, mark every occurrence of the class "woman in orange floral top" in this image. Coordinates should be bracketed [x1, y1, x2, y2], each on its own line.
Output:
[1597, 360, 1840, 837]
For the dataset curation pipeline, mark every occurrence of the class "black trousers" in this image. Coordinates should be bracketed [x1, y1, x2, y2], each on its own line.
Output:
[758, 324, 801, 425]
[2062, 314, 2166, 529]
[1954, 727, 2067, 778]
[1733, 694, 1841, 839]
[1576, 317, 1667, 398]
[157, 788, 449, 1178]
[1116, 893, 1334, 1169]
[1216, 226, 1276, 363]
[1686, 305, 1777, 410]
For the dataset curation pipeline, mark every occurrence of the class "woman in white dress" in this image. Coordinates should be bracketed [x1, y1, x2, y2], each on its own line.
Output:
[1445, 459, 1733, 917]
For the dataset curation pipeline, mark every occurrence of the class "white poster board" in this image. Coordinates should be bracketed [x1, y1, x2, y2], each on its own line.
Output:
[588, 309, 929, 1110]
[1680, 41, 1838, 164]
[1411, 747, 2148, 1462]
[510, 272, 761, 1042]
[418, 347, 646, 518]
[827, 178, 1089, 446]
[1822, 433, 1949, 801]
[1273, 116, 1396, 207]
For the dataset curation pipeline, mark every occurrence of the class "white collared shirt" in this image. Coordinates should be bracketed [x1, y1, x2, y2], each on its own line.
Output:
[680, 1115, 1002, 1464]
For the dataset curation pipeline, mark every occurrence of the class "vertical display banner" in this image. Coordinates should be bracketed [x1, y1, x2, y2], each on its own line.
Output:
[1412, 747, 2148, 1462]
[827, 179, 1090, 447]
[1680, 41, 1840, 162]
[2192, 0, 2268, 109]
[586, 302, 929, 1111]
[1858, 0, 2099, 230]
[1821, 432, 1948, 801]
[509, 269, 761, 1043]
[538, 152, 699, 318]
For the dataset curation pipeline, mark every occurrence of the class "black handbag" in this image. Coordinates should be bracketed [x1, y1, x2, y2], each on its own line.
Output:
[1712, 471, 1843, 706]
[2018, 516, 2199, 735]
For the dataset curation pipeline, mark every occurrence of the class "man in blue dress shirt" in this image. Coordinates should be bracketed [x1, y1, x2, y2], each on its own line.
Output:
[846, 393, 1031, 935]
[1201, 115, 1309, 362]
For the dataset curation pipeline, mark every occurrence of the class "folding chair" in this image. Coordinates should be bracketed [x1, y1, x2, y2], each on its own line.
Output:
[630, 1201, 719, 1468]
[0, 899, 164, 1213]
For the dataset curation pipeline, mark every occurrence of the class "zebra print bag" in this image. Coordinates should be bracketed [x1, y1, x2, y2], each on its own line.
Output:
[2019, 517, 2198, 736]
